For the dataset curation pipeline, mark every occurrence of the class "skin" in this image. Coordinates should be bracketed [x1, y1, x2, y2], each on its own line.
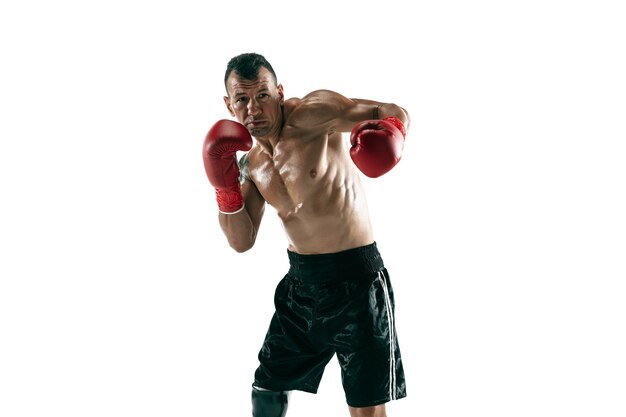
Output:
[220, 67, 410, 416]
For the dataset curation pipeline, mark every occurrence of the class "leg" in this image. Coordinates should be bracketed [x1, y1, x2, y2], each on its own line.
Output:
[251, 386, 289, 417]
[348, 403, 387, 417]
[336, 270, 406, 409]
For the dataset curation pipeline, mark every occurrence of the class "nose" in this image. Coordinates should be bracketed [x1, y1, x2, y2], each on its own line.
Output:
[247, 97, 261, 115]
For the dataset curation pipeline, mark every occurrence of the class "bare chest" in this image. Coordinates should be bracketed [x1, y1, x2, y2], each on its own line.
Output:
[249, 134, 344, 215]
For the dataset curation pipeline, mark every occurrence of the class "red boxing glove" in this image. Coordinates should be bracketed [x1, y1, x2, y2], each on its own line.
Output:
[202, 119, 253, 213]
[350, 116, 406, 178]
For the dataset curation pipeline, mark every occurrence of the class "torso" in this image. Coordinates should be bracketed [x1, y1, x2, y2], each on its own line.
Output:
[246, 99, 374, 254]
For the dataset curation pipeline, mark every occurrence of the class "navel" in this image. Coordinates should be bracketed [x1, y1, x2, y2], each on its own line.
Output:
[309, 168, 317, 178]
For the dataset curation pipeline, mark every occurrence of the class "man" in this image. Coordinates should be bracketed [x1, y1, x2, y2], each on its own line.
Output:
[202, 53, 410, 417]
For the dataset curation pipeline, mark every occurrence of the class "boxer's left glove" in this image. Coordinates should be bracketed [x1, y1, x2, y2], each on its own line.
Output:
[202, 119, 253, 214]
[349, 116, 406, 178]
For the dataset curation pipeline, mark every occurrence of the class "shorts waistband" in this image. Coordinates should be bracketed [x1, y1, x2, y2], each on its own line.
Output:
[287, 242, 384, 282]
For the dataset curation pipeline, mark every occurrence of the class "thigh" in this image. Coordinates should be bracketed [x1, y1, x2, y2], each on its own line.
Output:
[335, 269, 406, 407]
[254, 277, 335, 393]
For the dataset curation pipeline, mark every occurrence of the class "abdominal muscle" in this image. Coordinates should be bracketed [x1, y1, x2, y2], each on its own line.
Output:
[250, 133, 375, 255]
[279, 177, 375, 254]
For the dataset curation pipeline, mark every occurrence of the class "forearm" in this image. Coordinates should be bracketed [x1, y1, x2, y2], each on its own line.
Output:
[376, 103, 410, 132]
[348, 98, 410, 133]
[218, 209, 257, 253]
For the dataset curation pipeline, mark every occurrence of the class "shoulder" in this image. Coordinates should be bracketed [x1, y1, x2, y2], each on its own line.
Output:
[242, 145, 271, 173]
[284, 90, 349, 129]
[285, 90, 345, 112]
[301, 89, 345, 106]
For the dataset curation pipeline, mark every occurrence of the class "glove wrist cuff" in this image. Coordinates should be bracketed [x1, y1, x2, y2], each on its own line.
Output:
[215, 185, 244, 214]
[383, 116, 406, 138]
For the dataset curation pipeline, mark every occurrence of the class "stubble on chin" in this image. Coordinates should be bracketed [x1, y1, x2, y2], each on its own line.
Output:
[250, 126, 270, 138]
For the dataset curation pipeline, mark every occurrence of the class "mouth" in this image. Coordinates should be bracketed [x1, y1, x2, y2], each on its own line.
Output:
[245, 120, 267, 131]
[246, 119, 264, 126]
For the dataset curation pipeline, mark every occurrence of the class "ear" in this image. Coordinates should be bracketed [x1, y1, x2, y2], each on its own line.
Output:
[277, 84, 284, 105]
[223, 96, 235, 117]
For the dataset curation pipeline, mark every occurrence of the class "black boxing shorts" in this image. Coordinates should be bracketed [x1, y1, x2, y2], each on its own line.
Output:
[253, 242, 406, 408]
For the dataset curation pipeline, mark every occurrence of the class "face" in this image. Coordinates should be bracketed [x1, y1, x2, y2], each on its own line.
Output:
[223, 67, 284, 138]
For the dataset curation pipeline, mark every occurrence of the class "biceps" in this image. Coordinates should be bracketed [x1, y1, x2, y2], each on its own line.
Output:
[297, 91, 378, 133]
[334, 99, 380, 132]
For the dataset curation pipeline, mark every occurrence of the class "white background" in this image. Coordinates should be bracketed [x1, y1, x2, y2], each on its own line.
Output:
[1, 1, 625, 416]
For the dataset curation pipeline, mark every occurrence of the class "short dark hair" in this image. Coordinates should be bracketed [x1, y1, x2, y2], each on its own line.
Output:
[224, 53, 278, 92]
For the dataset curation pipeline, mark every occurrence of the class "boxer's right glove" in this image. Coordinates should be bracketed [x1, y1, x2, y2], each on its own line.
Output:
[202, 119, 253, 214]
[349, 116, 406, 178]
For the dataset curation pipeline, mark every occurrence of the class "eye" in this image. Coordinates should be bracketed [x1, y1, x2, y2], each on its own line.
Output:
[233, 97, 248, 108]
[258, 93, 269, 100]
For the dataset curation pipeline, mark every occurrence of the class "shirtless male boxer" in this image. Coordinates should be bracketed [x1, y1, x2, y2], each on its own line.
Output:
[202, 53, 410, 417]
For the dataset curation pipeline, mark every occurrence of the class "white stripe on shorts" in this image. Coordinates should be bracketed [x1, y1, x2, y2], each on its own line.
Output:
[378, 270, 397, 400]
